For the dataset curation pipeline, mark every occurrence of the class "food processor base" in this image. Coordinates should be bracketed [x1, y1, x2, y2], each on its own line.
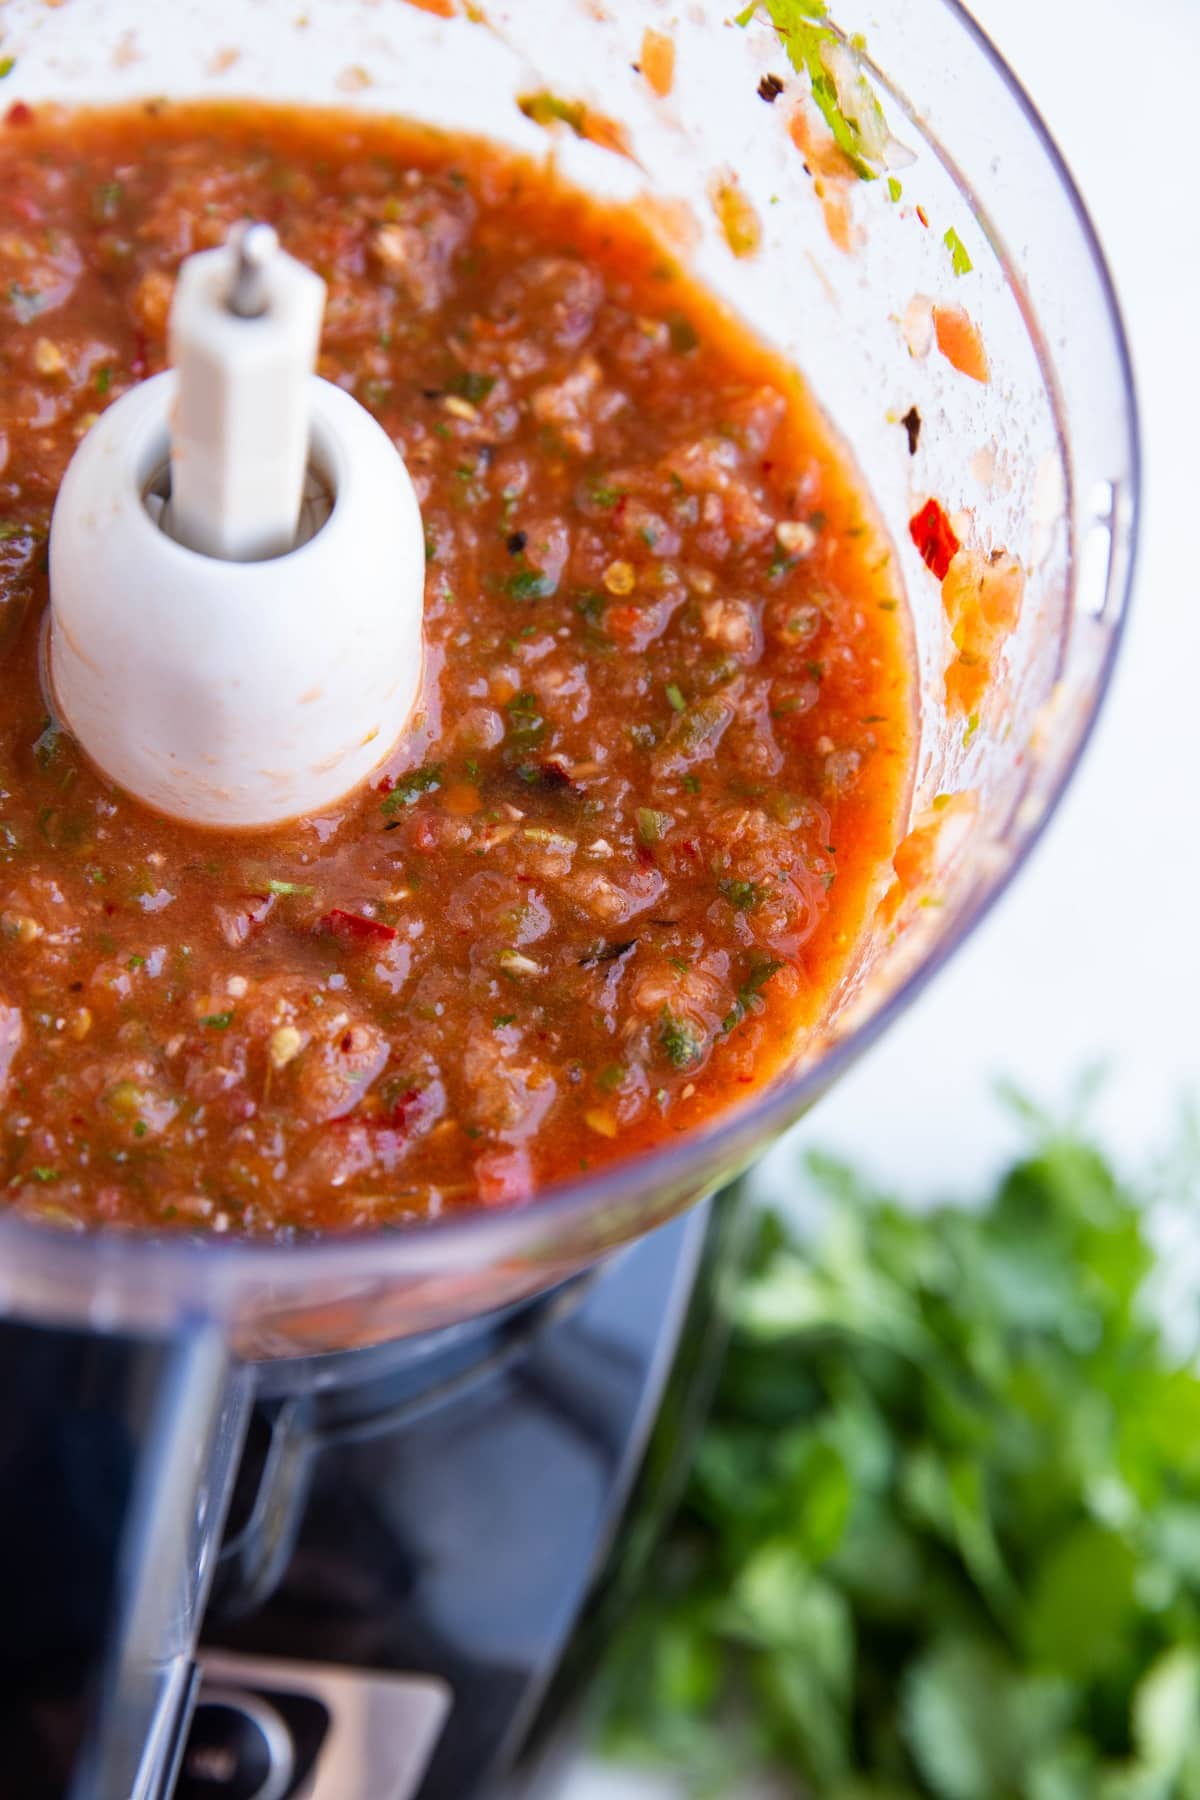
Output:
[174, 1189, 740, 1800]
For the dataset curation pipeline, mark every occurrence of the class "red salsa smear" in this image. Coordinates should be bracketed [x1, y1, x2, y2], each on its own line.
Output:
[0, 102, 915, 1234]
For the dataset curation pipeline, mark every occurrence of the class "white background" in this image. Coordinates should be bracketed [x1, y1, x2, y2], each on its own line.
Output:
[569, 0, 1200, 1793]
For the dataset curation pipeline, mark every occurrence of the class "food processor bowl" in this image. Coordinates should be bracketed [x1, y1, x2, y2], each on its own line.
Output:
[0, 0, 1138, 1359]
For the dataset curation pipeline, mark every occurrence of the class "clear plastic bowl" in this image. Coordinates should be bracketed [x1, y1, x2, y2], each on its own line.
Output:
[0, 0, 1138, 1358]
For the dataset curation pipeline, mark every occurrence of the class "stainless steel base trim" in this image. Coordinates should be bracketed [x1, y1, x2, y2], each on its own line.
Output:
[198, 1650, 452, 1800]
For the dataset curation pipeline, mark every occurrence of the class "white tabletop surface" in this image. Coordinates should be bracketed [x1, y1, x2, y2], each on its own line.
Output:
[567, 0, 1199, 1793]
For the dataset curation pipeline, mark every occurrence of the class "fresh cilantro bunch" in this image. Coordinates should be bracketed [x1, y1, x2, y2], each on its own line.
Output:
[598, 1121, 1200, 1798]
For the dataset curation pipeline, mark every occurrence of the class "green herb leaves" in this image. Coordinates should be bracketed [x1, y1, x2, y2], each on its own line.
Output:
[659, 1008, 704, 1069]
[599, 1117, 1200, 1797]
[380, 764, 442, 814]
[505, 691, 547, 750]
[738, 0, 903, 180]
[722, 956, 783, 1030]
[448, 369, 496, 404]
[944, 226, 973, 277]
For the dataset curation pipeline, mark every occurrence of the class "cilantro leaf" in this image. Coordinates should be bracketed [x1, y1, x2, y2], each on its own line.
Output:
[737, 0, 903, 180]
[380, 764, 442, 814]
[596, 1109, 1200, 1797]
[944, 226, 973, 276]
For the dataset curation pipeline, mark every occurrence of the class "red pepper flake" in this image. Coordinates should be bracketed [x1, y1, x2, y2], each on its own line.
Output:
[5, 101, 33, 128]
[318, 908, 398, 946]
[385, 1086, 422, 1130]
[915, 204, 930, 228]
[909, 498, 960, 580]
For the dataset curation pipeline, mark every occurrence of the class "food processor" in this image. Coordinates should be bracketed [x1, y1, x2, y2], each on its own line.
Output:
[0, 2, 1138, 1796]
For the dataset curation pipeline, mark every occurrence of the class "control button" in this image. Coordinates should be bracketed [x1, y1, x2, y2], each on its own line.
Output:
[176, 1690, 295, 1800]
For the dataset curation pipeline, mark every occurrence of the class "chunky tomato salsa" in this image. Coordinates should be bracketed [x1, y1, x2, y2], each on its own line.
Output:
[0, 102, 914, 1234]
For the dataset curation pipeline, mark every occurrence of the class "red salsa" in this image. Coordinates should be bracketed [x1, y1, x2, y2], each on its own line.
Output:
[0, 103, 915, 1234]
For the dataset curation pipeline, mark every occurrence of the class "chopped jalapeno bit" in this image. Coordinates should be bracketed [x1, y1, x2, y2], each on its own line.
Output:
[637, 807, 673, 845]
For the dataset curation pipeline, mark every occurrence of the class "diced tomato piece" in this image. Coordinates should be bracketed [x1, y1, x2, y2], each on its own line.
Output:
[933, 303, 990, 384]
[318, 908, 398, 946]
[909, 498, 960, 580]
[640, 28, 676, 98]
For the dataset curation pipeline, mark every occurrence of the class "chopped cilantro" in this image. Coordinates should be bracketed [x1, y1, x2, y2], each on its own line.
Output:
[505, 692, 546, 750]
[29, 1167, 58, 1183]
[887, 174, 903, 201]
[945, 225, 973, 275]
[201, 1012, 234, 1029]
[737, 1, 897, 180]
[448, 369, 496, 404]
[722, 956, 784, 1031]
[95, 366, 112, 395]
[493, 1013, 516, 1028]
[665, 682, 687, 714]
[718, 877, 763, 912]
[597, 1063, 627, 1092]
[505, 567, 556, 601]
[126, 954, 145, 971]
[380, 764, 443, 814]
[590, 484, 624, 509]
[0, 57, 15, 80]
[659, 1009, 704, 1069]
[266, 878, 315, 896]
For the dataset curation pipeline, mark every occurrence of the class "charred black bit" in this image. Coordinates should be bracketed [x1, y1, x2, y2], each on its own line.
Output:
[579, 939, 637, 967]
[506, 529, 528, 555]
[901, 405, 922, 456]
[757, 73, 785, 103]
[532, 759, 585, 796]
[421, 387, 443, 400]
